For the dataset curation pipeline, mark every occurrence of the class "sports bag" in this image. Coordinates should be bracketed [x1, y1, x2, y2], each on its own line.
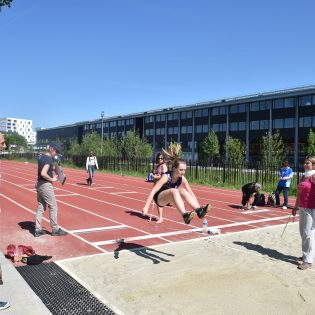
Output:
[267, 192, 276, 206]
[253, 193, 266, 206]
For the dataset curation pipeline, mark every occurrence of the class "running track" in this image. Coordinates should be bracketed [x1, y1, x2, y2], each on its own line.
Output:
[0, 160, 297, 261]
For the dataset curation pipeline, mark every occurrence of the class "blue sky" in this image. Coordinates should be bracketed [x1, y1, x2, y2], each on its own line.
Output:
[1, 0, 315, 129]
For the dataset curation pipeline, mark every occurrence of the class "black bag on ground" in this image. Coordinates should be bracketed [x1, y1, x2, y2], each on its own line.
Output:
[253, 193, 265, 206]
[267, 192, 276, 206]
[23, 255, 52, 265]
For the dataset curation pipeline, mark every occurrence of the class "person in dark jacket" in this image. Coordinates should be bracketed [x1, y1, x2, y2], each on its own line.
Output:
[241, 182, 261, 210]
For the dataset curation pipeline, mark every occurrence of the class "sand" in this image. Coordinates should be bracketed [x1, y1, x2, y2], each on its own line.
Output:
[58, 223, 315, 315]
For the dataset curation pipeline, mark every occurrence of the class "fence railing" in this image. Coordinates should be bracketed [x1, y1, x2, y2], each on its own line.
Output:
[1, 153, 303, 192]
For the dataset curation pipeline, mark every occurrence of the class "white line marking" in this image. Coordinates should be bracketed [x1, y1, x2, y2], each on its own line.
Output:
[242, 209, 270, 214]
[55, 193, 79, 197]
[0, 193, 108, 253]
[92, 213, 295, 246]
[71, 225, 128, 234]
[109, 191, 137, 195]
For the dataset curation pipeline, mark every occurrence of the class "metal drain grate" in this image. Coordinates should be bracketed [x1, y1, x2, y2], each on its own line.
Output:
[17, 262, 116, 315]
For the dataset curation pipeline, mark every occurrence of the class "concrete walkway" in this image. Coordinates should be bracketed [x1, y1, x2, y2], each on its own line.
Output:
[0, 252, 51, 314]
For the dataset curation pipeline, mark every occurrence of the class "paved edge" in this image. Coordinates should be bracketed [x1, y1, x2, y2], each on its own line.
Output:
[0, 251, 52, 315]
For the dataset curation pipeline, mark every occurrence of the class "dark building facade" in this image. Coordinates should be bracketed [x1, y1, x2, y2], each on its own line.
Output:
[37, 85, 315, 166]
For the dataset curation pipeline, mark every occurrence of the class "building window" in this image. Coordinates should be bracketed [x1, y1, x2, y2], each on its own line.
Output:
[168, 127, 178, 134]
[260, 120, 269, 130]
[250, 102, 259, 112]
[300, 95, 313, 106]
[250, 121, 259, 130]
[230, 104, 246, 114]
[145, 116, 154, 123]
[274, 99, 284, 109]
[212, 123, 226, 132]
[260, 100, 271, 111]
[274, 119, 283, 129]
[284, 97, 296, 108]
[299, 116, 314, 127]
[212, 106, 226, 116]
[181, 111, 193, 119]
[284, 118, 294, 128]
[168, 113, 179, 121]
[195, 109, 208, 118]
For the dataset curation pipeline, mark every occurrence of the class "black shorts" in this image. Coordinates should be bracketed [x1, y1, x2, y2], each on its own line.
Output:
[153, 186, 170, 207]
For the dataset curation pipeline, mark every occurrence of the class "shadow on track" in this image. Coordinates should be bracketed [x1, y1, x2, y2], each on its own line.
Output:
[113, 241, 175, 264]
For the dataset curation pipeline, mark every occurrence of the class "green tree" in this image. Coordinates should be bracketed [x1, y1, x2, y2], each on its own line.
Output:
[0, 0, 13, 11]
[306, 129, 315, 156]
[68, 139, 81, 156]
[121, 131, 152, 159]
[81, 132, 101, 156]
[103, 137, 121, 158]
[201, 130, 220, 165]
[224, 136, 245, 165]
[261, 130, 287, 166]
[4, 132, 28, 152]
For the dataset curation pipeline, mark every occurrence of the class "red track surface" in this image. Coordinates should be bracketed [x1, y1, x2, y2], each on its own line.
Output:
[0, 160, 297, 262]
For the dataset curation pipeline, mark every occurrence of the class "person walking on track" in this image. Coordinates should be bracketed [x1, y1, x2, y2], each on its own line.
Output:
[34, 142, 68, 237]
[86, 151, 99, 186]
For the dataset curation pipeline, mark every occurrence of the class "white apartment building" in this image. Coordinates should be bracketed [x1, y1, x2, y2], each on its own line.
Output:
[0, 117, 36, 144]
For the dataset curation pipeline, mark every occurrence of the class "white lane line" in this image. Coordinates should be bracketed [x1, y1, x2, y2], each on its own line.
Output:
[0, 193, 108, 253]
[92, 186, 114, 189]
[109, 191, 137, 195]
[71, 225, 128, 234]
[54, 193, 79, 197]
[1, 178, 177, 240]
[92, 213, 298, 246]
[93, 229, 200, 246]
[242, 209, 270, 214]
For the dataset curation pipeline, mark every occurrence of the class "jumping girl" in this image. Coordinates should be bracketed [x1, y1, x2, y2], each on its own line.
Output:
[142, 145, 209, 224]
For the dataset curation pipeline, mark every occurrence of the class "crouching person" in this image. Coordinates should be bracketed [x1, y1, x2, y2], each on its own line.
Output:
[241, 182, 262, 210]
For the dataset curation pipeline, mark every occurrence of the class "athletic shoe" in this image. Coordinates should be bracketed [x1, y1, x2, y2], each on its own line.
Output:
[34, 229, 46, 237]
[298, 262, 312, 270]
[251, 206, 257, 210]
[0, 301, 10, 310]
[282, 206, 287, 210]
[195, 204, 209, 219]
[51, 228, 68, 236]
[183, 211, 194, 224]
[296, 256, 303, 265]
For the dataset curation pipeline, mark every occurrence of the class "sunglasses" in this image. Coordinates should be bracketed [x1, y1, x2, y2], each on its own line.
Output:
[158, 157, 164, 160]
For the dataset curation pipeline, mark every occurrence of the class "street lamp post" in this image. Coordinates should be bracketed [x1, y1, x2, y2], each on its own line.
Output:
[101, 111, 104, 158]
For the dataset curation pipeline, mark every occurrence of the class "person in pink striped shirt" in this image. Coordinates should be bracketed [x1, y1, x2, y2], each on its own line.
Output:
[293, 156, 315, 270]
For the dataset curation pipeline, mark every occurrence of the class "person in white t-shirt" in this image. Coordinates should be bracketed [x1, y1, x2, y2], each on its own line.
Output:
[86, 151, 99, 186]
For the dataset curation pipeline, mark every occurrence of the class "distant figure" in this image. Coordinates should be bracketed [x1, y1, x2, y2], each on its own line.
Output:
[275, 160, 293, 210]
[0, 133, 10, 311]
[34, 142, 68, 237]
[147, 153, 168, 183]
[86, 151, 99, 186]
[241, 182, 261, 210]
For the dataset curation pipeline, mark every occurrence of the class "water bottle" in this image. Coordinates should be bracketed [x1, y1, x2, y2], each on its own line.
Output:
[202, 219, 208, 235]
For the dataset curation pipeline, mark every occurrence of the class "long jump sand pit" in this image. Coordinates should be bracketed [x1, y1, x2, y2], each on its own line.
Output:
[58, 223, 315, 315]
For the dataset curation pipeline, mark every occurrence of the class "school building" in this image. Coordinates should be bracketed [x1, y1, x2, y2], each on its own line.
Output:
[36, 85, 315, 167]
